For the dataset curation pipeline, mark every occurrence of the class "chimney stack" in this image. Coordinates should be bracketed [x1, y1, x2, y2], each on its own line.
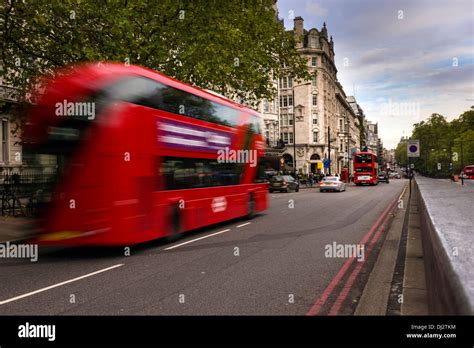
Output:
[294, 16, 304, 48]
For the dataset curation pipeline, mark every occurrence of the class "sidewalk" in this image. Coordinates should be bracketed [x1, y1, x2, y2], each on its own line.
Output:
[415, 176, 474, 314]
[0, 217, 35, 243]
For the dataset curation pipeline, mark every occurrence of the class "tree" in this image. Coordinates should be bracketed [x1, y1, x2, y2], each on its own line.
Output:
[395, 140, 407, 168]
[405, 110, 474, 177]
[1, 0, 310, 106]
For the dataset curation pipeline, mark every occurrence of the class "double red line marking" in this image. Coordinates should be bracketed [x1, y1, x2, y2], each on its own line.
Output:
[307, 198, 398, 316]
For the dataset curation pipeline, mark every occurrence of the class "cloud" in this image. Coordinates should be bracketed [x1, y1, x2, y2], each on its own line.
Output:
[279, 0, 474, 148]
[305, 2, 328, 17]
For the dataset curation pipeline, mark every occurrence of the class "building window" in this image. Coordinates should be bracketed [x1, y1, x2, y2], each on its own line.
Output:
[313, 131, 318, 143]
[312, 95, 317, 106]
[288, 95, 293, 106]
[289, 132, 294, 144]
[311, 57, 317, 66]
[283, 96, 288, 107]
[311, 36, 317, 48]
[312, 76, 317, 87]
[280, 77, 292, 89]
[281, 114, 288, 126]
[1, 120, 9, 163]
[263, 100, 269, 112]
[283, 132, 288, 143]
[312, 113, 318, 124]
[265, 131, 270, 140]
[339, 119, 343, 130]
[289, 114, 293, 126]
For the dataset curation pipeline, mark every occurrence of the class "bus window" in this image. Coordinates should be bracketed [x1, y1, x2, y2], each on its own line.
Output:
[355, 154, 372, 163]
[248, 114, 262, 134]
[161, 156, 243, 190]
[103, 76, 241, 128]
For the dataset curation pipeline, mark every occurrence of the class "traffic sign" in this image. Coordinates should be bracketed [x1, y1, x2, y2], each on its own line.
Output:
[323, 159, 330, 168]
[407, 140, 420, 157]
[437, 163, 442, 170]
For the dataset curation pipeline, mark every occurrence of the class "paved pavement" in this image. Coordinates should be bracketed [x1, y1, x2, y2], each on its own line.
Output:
[416, 176, 474, 314]
[0, 218, 34, 243]
[0, 180, 406, 315]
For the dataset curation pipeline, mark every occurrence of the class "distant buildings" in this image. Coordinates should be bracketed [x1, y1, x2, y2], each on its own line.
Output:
[383, 148, 396, 168]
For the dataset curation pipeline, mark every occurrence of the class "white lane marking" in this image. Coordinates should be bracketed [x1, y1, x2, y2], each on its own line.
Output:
[164, 229, 231, 251]
[0, 264, 124, 305]
[236, 222, 251, 228]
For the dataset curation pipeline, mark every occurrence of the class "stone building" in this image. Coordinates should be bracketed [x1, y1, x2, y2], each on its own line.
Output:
[259, 74, 280, 148]
[0, 79, 23, 172]
[366, 121, 379, 154]
[335, 83, 360, 174]
[346, 95, 366, 150]
[278, 16, 361, 174]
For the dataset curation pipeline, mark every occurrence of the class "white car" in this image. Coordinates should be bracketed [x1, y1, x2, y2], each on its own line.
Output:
[320, 176, 346, 192]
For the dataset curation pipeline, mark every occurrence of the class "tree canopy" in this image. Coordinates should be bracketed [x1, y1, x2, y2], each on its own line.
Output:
[395, 109, 474, 177]
[1, 0, 310, 106]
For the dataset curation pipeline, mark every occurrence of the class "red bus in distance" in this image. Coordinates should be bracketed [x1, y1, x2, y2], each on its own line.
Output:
[24, 63, 268, 245]
[353, 152, 379, 185]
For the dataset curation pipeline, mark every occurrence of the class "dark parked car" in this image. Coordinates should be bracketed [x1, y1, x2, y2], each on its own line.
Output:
[378, 171, 390, 183]
[269, 175, 299, 193]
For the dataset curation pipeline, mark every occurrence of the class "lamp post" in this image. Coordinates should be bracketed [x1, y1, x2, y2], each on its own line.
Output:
[327, 126, 331, 174]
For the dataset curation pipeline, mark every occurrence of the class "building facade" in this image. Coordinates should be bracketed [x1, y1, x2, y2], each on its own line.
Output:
[259, 74, 280, 148]
[0, 80, 23, 172]
[278, 17, 361, 174]
[366, 121, 379, 154]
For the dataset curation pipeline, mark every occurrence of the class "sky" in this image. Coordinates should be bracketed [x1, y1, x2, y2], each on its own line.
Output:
[278, 0, 474, 149]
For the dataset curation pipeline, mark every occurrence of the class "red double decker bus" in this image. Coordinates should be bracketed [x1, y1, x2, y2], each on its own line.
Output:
[24, 63, 268, 245]
[353, 152, 378, 185]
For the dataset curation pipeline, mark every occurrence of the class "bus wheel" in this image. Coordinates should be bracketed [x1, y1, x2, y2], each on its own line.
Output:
[247, 193, 256, 219]
[167, 206, 182, 241]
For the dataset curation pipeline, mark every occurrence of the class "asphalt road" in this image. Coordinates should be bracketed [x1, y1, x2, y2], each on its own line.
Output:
[0, 180, 407, 315]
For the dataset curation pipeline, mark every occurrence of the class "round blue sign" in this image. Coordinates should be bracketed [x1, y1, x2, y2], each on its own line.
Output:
[409, 145, 418, 152]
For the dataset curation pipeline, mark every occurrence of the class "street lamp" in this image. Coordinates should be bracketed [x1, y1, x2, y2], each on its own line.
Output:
[291, 81, 312, 175]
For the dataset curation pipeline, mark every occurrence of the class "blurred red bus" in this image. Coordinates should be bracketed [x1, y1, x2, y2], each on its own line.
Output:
[24, 63, 268, 245]
[353, 152, 378, 185]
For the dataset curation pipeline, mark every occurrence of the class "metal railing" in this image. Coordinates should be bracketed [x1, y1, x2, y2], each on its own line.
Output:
[1, 169, 57, 217]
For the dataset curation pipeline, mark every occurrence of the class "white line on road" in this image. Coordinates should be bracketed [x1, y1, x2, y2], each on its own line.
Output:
[0, 264, 124, 306]
[236, 222, 251, 228]
[164, 229, 231, 251]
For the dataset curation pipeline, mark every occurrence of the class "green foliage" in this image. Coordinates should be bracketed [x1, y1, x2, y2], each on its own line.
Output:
[395, 141, 407, 167]
[1, 0, 310, 106]
[395, 109, 474, 177]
